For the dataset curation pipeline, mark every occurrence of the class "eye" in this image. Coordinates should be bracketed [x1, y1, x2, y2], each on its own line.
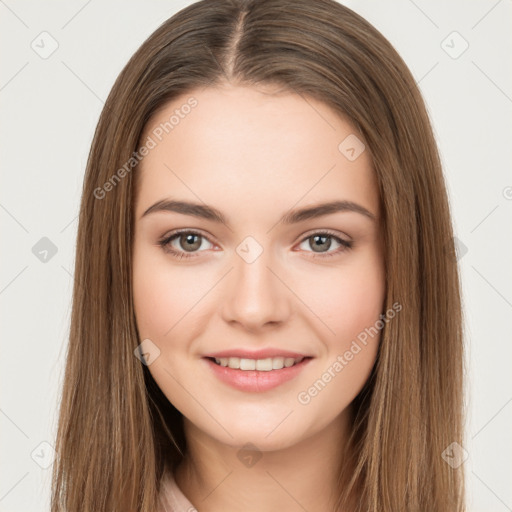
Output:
[158, 230, 214, 259]
[158, 229, 353, 260]
[297, 231, 353, 258]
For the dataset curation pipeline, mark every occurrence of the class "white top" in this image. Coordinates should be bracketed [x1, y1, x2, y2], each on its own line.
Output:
[158, 468, 197, 512]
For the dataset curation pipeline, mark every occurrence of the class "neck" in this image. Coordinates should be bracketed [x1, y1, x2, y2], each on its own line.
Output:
[173, 408, 355, 512]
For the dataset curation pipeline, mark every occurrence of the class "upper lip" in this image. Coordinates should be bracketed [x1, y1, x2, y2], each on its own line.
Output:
[203, 348, 312, 359]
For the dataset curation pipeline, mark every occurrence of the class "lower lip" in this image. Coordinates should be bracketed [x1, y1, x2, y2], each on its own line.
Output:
[203, 357, 313, 392]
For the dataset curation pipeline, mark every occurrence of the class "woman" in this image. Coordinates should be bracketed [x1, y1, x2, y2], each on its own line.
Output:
[51, 0, 466, 510]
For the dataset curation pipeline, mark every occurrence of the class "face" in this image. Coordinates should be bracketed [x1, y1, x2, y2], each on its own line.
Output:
[132, 83, 385, 451]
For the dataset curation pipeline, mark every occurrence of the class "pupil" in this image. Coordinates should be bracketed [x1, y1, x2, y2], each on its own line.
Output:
[311, 235, 331, 252]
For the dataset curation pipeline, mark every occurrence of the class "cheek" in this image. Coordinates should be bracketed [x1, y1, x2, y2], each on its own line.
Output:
[334, 258, 385, 392]
[306, 254, 385, 339]
[294, 266, 385, 412]
[132, 246, 198, 339]
[296, 250, 385, 396]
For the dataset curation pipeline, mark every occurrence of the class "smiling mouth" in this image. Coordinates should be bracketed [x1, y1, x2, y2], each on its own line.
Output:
[206, 356, 311, 371]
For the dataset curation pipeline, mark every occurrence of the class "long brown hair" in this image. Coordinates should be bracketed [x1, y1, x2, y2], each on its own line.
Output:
[51, 0, 466, 510]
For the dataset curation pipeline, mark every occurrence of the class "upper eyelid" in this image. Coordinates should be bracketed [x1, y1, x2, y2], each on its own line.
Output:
[299, 228, 351, 242]
[162, 228, 215, 244]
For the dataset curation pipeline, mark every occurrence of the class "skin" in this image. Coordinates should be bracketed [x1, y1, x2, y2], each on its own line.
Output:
[132, 83, 386, 512]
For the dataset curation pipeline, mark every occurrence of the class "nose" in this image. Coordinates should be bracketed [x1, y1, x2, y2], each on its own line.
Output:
[221, 248, 291, 332]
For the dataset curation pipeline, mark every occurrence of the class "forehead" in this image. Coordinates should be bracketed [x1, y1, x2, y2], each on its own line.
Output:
[135, 84, 379, 221]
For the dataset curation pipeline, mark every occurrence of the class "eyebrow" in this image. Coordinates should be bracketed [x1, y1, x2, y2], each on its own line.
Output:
[140, 198, 376, 225]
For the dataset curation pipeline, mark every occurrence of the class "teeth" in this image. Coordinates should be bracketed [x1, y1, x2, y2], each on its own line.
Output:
[213, 356, 304, 371]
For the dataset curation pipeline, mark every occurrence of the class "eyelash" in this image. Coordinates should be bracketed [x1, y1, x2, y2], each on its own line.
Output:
[157, 229, 353, 260]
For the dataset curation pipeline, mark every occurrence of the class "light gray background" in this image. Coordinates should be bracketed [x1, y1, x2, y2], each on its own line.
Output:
[1, 1, 511, 510]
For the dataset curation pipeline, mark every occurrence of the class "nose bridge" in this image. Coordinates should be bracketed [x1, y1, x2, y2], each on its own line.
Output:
[221, 239, 290, 329]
